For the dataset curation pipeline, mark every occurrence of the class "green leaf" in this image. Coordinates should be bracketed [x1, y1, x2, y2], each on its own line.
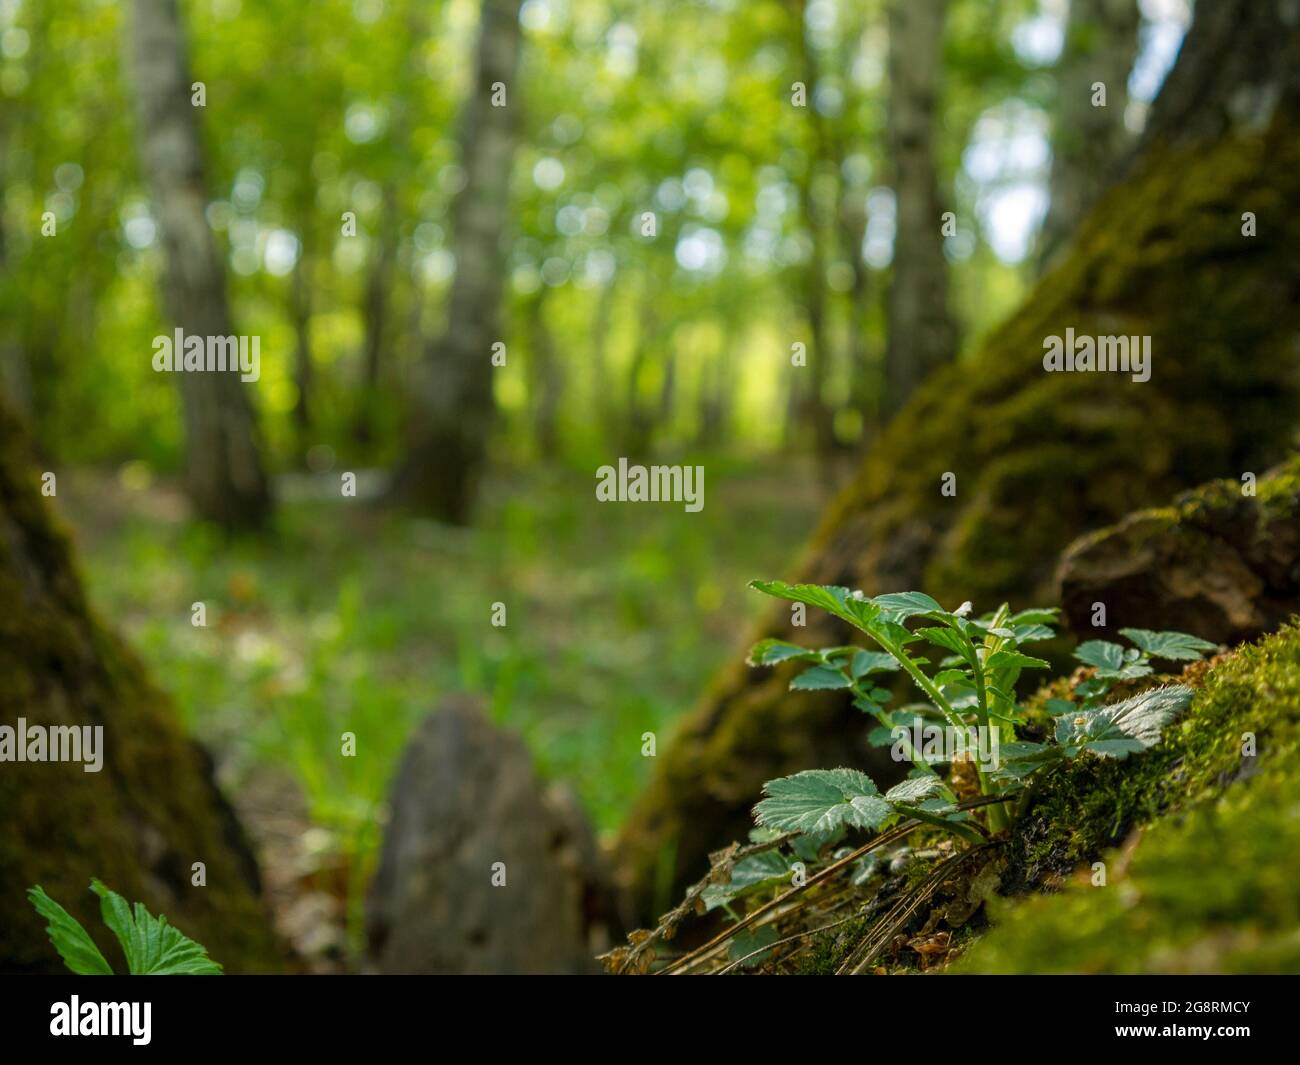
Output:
[850, 650, 900, 678]
[884, 776, 946, 805]
[1044, 697, 1076, 716]
[933, 668, 970, 687]
[754, 769, 893, 836]
[749, 581, 879, 632]
[872, 591, 945, 621]
[1057, 685, 1194, 759]
[1073, 640, 1126, 671]
[790, 665, 852, 691]
[1119, 628, 1218, 662]
[985, 650, 1050, 672]
[1010, 623, 1056, 643]
[26, 886, 113, 975]
[917, 626, 974, 659]
[1074, 639, 1152, 679]
[91, 880, 222, 975]
[1007, 608, 1060, 626]
[701, 851, 790, 910]
[747, 638, 821, 666]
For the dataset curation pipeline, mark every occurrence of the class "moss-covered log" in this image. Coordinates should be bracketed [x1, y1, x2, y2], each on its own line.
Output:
[1058, 455, 1300, 646]
[615, 4, 1300, 919]
[0, 402, 283, 973]
[953, 619, 1300, 973]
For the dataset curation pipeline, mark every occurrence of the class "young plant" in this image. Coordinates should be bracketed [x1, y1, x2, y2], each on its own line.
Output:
[745, 582, 1215, 849]
[27, 880, 222, 975]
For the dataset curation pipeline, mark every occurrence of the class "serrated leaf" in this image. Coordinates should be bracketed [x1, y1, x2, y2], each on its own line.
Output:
[1118, 628, 1217, 662]
[747, 638, 822, 666]
[27, 886, 113, 975]
[92, 880, 222, 975]
[1010, 623, 1056, 643]
[1058, 685, 1194, 759]
[749, 580, 887, 634]
[884, 776, 945, 805]
[985, 650, 1050, 672]
[1074, 639, 1152, 679]
[754, 769, 892, 835]
[1073, 640, 1126, 670]
[701, 851, 790, 910]
[871, 591, 945, 621]
[917, 626, 974, 659]
[850, 650, 899, 678]
[790, 665, 852, 691]
[1007, 608, 1060, 625]
[933, 668, 970, 687]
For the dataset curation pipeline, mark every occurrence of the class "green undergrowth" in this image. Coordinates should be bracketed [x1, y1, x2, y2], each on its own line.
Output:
[953, 619, 1300, 972]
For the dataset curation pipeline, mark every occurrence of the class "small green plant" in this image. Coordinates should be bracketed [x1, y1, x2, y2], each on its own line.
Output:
[745, 582, 1216, 846]
[27, 880, 222, 975]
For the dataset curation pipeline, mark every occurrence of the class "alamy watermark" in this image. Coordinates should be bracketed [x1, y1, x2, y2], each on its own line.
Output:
[1042, 328, 1150, 383]
[152, 329, 260, 382]
[595, 458, 704, 512]
[0, 719, 103, 772]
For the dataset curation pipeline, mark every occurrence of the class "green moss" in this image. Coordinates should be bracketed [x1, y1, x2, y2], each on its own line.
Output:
[953, 621, 1300, 973]
[0, 403, 284, 973]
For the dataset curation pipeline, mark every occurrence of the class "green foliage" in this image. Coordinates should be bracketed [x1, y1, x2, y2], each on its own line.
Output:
[26, 886, 113, 976]
[28, 881, 221, 975]
[746, 582, 1215, 846]
[754, 768, 892, 836]
[955, 622, 1300, 973]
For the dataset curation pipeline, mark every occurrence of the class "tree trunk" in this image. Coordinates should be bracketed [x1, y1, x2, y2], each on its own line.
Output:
[353, 183, 399, 448]
[1036, 0, 1140, 269]
[392, 0, 523, 523]
[883, 0, 956, 417]
[614, 0, 1300, 921]
[524, 290, 563, 459]
[0, 401, 283, 972]
[126, 0, 272, 530]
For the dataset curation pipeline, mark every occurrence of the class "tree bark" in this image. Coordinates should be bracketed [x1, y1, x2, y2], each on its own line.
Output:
[883, 0, 956, 417]
[126, 0, 272, 530]
[1036, 0, 1140, 269]
[614, 0, 1300, 921]
[392, 0, 523, 523]
[0, 400, 283, 972]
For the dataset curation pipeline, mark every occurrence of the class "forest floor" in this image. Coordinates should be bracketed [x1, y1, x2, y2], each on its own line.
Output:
[51, 457, 823, 969]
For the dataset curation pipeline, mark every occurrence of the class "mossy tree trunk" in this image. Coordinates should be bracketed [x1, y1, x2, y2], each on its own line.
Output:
[615, 0, 1300, 921]
[0, 401, 283, 973]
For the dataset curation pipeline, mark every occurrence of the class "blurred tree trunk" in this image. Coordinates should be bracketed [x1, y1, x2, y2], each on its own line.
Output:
[353, 183, 399, 448]
[0, 400, 283, 973]
[126, 0, 272, 530]
[1036, 0, 1140, 269]
[290, 208, 315, 458]
[614, 0, 1300, 921]
[392, 0, 523, 523]
[883, 0, 956, 417]
[524, 289, 563, 459]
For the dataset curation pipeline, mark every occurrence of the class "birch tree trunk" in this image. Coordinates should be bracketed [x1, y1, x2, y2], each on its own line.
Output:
[1036, 0, 1141, 269]
[883, 0, 956, 416]
[127, 0, 272, 530]
[392, 0, 523, 523]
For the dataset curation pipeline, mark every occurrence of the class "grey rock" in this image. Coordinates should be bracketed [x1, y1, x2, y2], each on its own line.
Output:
[365, 696, 618, 973]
